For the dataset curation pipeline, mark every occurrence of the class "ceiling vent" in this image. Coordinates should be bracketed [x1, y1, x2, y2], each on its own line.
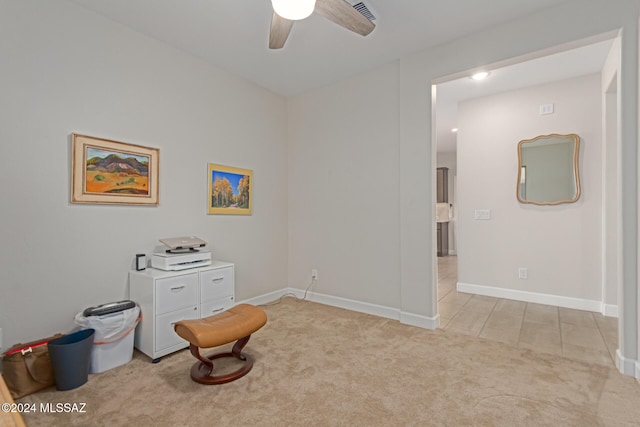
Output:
[352, 2, 376, 21]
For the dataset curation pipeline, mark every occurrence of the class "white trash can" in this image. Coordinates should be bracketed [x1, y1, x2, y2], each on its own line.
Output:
[74, 305, 140, 374]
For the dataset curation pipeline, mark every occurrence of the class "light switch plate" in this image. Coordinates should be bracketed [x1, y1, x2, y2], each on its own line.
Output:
[540, 103, 554, 115]
[474, 209, 491, 220]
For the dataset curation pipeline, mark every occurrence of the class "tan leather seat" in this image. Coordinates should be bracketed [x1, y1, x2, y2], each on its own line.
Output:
[174, 304, 267, 384]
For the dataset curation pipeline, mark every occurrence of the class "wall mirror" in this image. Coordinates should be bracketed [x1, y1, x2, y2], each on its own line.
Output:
[517, 133, 581, 205]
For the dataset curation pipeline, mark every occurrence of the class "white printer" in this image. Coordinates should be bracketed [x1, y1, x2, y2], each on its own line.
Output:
[150, 236, 212, 271]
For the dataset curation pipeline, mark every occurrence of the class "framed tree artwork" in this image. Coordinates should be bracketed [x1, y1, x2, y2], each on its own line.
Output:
[208, 163, 252, 215]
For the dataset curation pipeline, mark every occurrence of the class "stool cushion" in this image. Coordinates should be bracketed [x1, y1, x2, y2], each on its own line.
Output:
[175, 304, 267, 349]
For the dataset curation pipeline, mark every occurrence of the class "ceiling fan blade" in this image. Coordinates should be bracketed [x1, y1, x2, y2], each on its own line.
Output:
[269, 12, 294, 49]
[315, 0, 375, 37]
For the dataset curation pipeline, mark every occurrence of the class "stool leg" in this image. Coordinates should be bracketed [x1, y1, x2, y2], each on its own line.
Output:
[190, 344, 214, 376]
[231, 335, 251, 360]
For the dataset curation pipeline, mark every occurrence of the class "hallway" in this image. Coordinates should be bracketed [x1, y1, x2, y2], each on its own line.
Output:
[438, 256, 618, 369]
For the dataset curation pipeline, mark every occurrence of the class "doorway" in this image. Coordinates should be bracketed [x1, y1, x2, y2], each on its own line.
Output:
[432, 37, 620, 368]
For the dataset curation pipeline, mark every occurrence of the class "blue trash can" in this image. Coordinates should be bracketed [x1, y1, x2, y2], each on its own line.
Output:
[48, 329, 95, 391]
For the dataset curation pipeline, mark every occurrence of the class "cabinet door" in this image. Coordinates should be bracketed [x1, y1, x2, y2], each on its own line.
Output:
[155, 306, 199, 352]
[155, 273, 198, 315]
[200, 267, 234, 303]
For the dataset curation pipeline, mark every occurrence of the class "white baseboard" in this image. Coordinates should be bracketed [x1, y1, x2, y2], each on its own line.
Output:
[457, 282, 611, 314]
[239, 287, 400, 321]
[239, 288, 438, 330]
[240, 289, 294, 307]
[400, 311, 440, 329]
[617, 349, 637, 377]
[603, 304, 619, 317]
[239, 284, 618, 330]
[304, 290, 400, 321]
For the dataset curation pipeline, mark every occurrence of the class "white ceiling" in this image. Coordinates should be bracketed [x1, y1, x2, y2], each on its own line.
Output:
[67, 0, 612, 155]
[435, 39, 615, 153]
[69, 0, 572, 96]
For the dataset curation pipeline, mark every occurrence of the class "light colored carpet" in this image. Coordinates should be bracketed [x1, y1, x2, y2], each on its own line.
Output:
[17, 299, 640, 426]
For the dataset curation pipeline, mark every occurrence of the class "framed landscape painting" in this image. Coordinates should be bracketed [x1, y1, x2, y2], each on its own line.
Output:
[71, 134, 159, 205]
[208, 163, 252, 215]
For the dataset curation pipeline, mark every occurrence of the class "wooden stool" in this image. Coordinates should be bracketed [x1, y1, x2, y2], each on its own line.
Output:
[174, 304, 267, 385]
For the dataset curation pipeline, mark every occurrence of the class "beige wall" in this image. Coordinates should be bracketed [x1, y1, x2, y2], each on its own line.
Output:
[287, 62, 401, 307]
[0, 0, 288, 347]
[457, 74, 603, 306]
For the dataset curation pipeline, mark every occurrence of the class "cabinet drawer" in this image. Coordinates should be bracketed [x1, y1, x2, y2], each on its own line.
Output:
[155, 273, 198, 314]
[155, 306, 199, 352]
[200, 267, 234, 303]
[201, 296, 234, 318]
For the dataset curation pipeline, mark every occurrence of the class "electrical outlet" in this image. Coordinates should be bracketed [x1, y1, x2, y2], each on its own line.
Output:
[518, 267, 528, 279]
[311, 269, 318, 280]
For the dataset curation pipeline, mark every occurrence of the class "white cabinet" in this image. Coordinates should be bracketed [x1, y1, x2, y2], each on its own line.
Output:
[129, 261, 235, 361]
[200, 265, 234, 317]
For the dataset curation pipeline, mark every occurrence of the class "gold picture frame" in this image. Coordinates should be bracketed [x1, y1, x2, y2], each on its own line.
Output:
[516, 133, 580, 206]
[208, 163, 253, 215]
[71, 133, 159, 205]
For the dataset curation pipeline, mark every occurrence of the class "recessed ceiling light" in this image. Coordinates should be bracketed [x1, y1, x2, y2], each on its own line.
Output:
[451, 128, 458, 133]
[471, 71, 490, 81]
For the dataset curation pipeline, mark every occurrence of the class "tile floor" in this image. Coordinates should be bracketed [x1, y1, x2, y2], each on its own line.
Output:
[438, 255, 619, 369]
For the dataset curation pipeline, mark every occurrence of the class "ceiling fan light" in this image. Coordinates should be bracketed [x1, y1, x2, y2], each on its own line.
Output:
[272, 0, 316, 21]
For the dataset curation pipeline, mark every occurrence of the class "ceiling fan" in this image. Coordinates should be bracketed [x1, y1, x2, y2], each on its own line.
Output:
[269, 0, 375, 49]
